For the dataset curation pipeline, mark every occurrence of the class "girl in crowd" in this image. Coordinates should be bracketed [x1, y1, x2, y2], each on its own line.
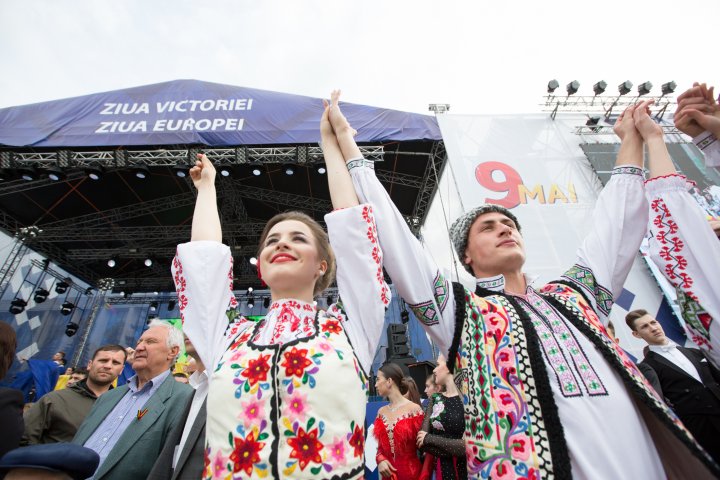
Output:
[173, 96, 389, 479]
[373, 363, 424, 479]
[418, 355, 466, 479]
[403, 376, 422, 405]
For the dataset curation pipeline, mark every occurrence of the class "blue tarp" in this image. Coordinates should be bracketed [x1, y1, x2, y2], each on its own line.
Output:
[0, 80, 441, 147]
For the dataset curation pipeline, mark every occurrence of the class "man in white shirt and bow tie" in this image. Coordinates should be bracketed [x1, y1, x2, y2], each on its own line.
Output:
[626, 308, 720, 463]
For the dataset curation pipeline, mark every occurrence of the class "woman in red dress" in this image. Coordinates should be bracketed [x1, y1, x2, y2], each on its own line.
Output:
[373, 363, 424, 479]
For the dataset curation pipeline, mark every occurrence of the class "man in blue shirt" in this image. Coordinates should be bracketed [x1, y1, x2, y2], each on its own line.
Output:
[73, 320, 193, 480]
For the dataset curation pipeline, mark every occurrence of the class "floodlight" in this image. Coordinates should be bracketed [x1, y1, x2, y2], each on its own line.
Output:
[547, 79, 559, 93]
[593, 81, 607, 96]
[46, 166, 66, 181]
[283, 164, 295, 176]
[60, 301, 75, 316]
[638, 81, 653, 96]
[33, 288, 50, 304]
[172, 163, 189, 178]
[249, 257, 257, 265]
[618, 81, 633, 96]
[65, 322, 79, 337]
[55, 279, 71, 294]
[661, 81, 677, 96]
[218, 165, 232, 177]
[18, 167, 37, 182]
[10, 298, 27, 315]
[131, 165, 150, 179]
[566, 80, 580, 96]
[247, 297, 255, 309]
[149, 302, 158, 312]
[247, 287, 254, 294]
[315, 164, 327, 175]
[144, 258, 153, 267]
[85, 166, 104, 181]
[107, 258, 116, 268]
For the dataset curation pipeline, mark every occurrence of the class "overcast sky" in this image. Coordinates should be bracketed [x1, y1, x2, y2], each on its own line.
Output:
[1, 0, 718, 115]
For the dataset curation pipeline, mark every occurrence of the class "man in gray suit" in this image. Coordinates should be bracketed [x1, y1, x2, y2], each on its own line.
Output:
[148, 335, 208, 480]
[73, 320, 193, 480]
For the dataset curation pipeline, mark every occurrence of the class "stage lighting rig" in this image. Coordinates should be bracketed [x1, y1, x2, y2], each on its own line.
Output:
[547, 79, 559, 94]
[18, 167, 37, 181]
[593, 81, 607, 96]
[637, 81, 653, 96]
[55, 278, 71, 294]
[566, 81, 580, 96]
[661, 81, 677, 96]
[131, 165, 150, 179]
[60, 301, 75, 316]
[65, 322, 79, 337]
[618, 81, 633, 96]
[10, 298, 27, 315]
[46, 166, 66, 181]
[172, 163, 189, 178]
[85, 166, 104, 181]
[33, 288, 50, 304]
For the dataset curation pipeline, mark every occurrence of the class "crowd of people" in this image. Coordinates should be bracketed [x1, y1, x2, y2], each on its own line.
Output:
[0, 83, 719, 479]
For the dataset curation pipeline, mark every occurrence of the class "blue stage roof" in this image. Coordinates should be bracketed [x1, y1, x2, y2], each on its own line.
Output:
[0, 79, 441, 147]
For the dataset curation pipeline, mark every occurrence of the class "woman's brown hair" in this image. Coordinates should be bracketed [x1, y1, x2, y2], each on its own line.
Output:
[0, 322, 17, 380]
[256, 211, 337, 296]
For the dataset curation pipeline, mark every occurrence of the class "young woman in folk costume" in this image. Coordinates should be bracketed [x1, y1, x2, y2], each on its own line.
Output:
[373, 363, 424, 479]
[417, 354, 466, 480]
[172, 96, 390, 479]
[328, 90, 720, 479]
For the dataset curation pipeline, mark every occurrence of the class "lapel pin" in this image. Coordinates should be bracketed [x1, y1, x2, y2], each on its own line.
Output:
[137, 408, 148, 420]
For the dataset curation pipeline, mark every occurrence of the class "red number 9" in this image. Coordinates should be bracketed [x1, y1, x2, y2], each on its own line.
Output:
[474, 161, 522, 209]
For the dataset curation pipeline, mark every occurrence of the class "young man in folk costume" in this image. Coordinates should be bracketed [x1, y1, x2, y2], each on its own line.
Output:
[326, 93, 719, 478]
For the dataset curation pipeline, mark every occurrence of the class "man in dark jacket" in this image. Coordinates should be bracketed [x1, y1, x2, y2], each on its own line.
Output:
[23, 345, 126, 444]
[627, 309, 720, 463]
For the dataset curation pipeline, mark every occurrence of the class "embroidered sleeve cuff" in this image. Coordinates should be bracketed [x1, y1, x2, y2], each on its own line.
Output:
[645, 173, 694, 196]
[611, 165, 645, 178]
[693, 131, 717, 151]
[346, 157, 374, 172]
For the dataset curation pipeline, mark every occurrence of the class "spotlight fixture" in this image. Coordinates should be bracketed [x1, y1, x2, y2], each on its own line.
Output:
[247, 297, 255, 309]
[55, 278, 71, 294]
[248, 162, 263, 176]
[547, 79, 559, 94]
[218, 165, 232, 177]
[33, 288, 50, 304]
[84, 287, 93, 295]
[10, 298, 27, 315]
[85, 165, 104, 181]
[566, 80, 580, 96]
[263, 297, 270, 308]
[131, 165, 150, 179]
[46, 166, 66, 182]
[249, 257, 257, 266]
[18, 166, 37, 182]
[172, 163, 189, 178]
[60, 301, 75, 316]
[283, 164, 295, 176]
[637, 81, 653, 96]
[592, 81, 607, 96]
[247, 287, 254, 294]
[315, 164, 327, 175]
[65, 322, 79, 337]
[167, 300, 176, 311]
[618, 80, 633, 96]
[400, 309, 410, 324]
[661, 81, 677, 96]
[144, 258, 153, 267]
[149, 301, 158, 312]
[107, 258, 116, 268]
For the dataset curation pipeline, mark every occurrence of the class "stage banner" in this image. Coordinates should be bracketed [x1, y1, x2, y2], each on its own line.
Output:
[424, 114, 674, 358]
[0, 79, 440, 147]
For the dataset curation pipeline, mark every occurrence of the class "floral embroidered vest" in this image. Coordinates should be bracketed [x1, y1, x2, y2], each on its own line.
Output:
[204, 309, 367, 479]
[449, 280, 715, 479]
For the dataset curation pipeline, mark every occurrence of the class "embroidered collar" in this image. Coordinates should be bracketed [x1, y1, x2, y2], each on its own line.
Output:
[266, 298, 316, 321]
[475, 273, 539, 293]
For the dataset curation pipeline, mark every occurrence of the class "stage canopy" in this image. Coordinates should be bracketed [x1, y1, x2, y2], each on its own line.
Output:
[0, 79, 441, 147]
[0, 80, 446, 293]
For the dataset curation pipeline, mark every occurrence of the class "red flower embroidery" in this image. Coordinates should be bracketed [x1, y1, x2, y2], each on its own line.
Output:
[321, 320, 342, 335]
[229, 430, 265, 475]
[281, 347, 312, 377]
[348, 424, 364, 458]
[287, 427, 323, 470]
[241, 354, 271, 386]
